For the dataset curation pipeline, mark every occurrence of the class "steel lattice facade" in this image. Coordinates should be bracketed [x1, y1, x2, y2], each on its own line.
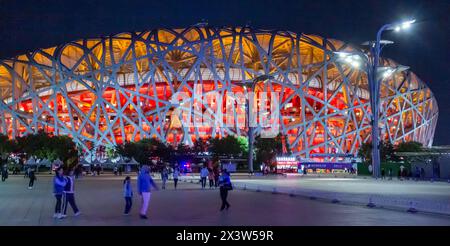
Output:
[0, 26, 438, 157]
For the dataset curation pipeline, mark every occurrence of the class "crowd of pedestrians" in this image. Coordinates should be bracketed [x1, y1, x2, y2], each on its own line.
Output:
[2, 160, 235, 220]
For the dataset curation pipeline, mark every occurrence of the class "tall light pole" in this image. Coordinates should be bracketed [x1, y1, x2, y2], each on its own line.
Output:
[335, 19, 415, 178]
[369, 19, 415, 179]
[241, 74, 273, 174]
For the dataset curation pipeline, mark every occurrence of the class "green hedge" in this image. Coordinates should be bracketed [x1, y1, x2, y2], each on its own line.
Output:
[357, 161, 411, 176]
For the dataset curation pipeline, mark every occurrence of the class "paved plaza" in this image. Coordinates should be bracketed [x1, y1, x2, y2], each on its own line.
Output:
[1, 174, 450, 226]
[177, 174, 450, 215]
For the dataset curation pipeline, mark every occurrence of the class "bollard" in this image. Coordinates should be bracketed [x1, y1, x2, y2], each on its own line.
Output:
[430, 178, 434, 183]
[367, 196, 376, 208]
[272, 187, 278, 194]
[256, 186, 261, 192]
[243, 184, 247, 190]
[407, 201, 418, 213]
[289, 190, 296, 197]
[331, 193, 340, 204]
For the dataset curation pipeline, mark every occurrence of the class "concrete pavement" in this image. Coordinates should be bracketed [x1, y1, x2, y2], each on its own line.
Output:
[0, 175, 450, 225]
[180, 174, 450, 215]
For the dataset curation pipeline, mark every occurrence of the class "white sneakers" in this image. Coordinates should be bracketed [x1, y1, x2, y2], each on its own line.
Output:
[52, 213, 65, 219]
[53, 212, 81, 219]
[28, 187, 32, 190]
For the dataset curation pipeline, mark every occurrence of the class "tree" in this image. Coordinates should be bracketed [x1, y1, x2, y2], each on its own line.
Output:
[15, 131, 77, 169]
[117, 140, 151, 165]
[0, 134, 15, 156]
[358, 142, 372, 164]
[381, 141, 395, 162]
[395, 141, 423, 152]
[192, 138, 207, 154]
[173, 142, 194, 164]
[357, 140, 395, 164]
[254, 134, 284, 168]
[116, 138, 174, 166]
[106, 146, 118, 159]
[393, 141, 426, 165]
[209, 135, 247, 158]
[0, 134, 16, 165]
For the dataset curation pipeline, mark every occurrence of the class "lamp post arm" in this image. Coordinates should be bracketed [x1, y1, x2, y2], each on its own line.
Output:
[373, 24, 393, 66]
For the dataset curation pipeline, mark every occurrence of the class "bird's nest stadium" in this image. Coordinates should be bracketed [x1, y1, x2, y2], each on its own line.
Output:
[0, 26, 438, 157]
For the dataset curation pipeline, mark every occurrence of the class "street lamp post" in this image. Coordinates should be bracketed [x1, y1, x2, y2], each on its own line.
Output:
[246, 86, 254, 174]
[335, 19, 415, 179]
[368, 19, 415, 179]
[243, 74, 273, 174]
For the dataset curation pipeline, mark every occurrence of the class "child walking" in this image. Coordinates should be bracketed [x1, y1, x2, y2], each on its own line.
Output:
[123, 176, 133, 215]
[28, 169, 36, 189]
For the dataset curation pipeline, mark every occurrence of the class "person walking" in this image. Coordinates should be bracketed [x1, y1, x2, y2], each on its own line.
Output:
[24, 167, 30, 178]
[1, 165, 8, 182]
[200, 166, 208, 189]
[137, 165, 158, 219]
[213, 166, 220, 188]
[173, 166, 180, 189]
[53, 167, 67, 219]
[415, 166, 420, 181]
[218, 169, 232, 211]
[161, 166, 169, 190]
[420, 168, 425, 180]
[74, 165, 79, 179]
[208, 168, 214, 189]
[113, 166, 118, 176]
[381, 168, 385, 179]
[123, 176, 133, 215]
[388, 168, 392, 180]
[28, 169, 36, 189]
[118, 166, 123, 176]
[62, 169, 81, 218]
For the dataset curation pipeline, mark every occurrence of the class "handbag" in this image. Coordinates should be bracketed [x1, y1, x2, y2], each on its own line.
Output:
[224, 182, 233, 190]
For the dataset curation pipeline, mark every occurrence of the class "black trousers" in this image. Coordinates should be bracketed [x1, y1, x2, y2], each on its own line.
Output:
[28, 178, 35, 187]
[173, 178, 178, 189]
[55, 194, 63, 214]
[220, 187, 230, 210]
[201, 177, 207, 188]
[124, 197, 132, 214]
[63, 193, 79, 215]
[1, 174, 6, 182]
[209, 179, 214, 188]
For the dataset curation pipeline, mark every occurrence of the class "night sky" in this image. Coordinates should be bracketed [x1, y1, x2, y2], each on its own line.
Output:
[0, 0, 448, 144]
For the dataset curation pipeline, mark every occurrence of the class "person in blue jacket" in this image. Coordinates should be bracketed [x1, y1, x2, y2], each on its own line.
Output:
[218, 169, 232, 211]
[161, 166, 169, 189]
[53, 167, 67, 219]
[123, 176, 133, 215]
[61, 169, 80, 218]
[137, 165, 158, 219]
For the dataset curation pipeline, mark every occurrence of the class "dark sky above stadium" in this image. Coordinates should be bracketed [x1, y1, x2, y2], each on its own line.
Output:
[0, 0, 448, 145]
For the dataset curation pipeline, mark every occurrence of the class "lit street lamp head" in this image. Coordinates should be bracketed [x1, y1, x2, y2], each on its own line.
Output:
[389, 19, 416, 32]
